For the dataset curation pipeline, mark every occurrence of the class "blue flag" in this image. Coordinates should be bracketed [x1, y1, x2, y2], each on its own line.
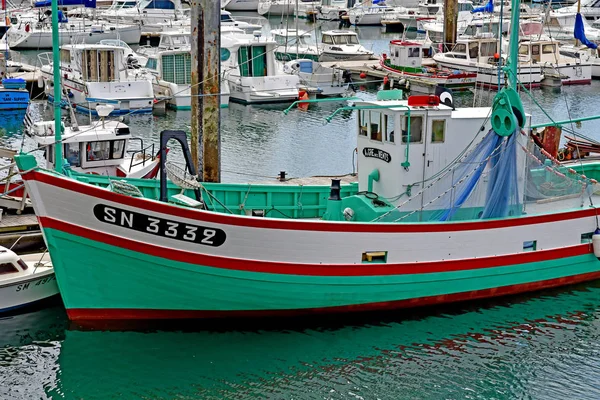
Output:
[574, 13, 598, 49]
[472, 0, 494, 13]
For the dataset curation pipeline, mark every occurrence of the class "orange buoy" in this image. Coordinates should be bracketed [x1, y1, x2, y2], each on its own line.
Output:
[359, 72, 367, 79]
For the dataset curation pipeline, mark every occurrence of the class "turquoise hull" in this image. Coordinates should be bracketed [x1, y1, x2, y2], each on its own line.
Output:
[44, 226, 600, 320]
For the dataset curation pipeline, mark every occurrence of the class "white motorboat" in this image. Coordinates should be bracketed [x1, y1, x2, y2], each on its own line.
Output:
[545, 11, 600, 41]
[319, 30, 375, 61]
[0, 248, 57, 314]
[283, 58, 352, 96]
[271, 28, 321, 61]
[141, 31, 230, 108]
[26, 112, 163, 179]
[225, 0, 259, 11]
[347, 3, 396, 25]
[6, 11, 141, 49]
[100, 0, 189, 32]
[222, 30, 300, 104]
[258, 0, 320, 16]
[39, 43, 155, 115]
[560, 44, 600, 78]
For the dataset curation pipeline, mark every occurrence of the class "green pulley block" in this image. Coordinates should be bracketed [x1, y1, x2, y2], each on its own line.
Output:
[490, 87, 525, 137]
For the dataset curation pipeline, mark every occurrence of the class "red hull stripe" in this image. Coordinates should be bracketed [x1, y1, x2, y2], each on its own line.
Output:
[40, 217, 593, 276]
[24, 170, 600, 233]
[66, 270, 600, 322]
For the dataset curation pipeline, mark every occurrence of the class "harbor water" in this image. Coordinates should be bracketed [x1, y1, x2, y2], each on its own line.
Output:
[1, 17, 600, 399]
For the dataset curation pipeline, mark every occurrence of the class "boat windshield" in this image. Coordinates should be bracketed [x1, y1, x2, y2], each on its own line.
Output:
[221, 13, 234, 22]
[109, 0, 136, 9]
[332, 35, 359, 45]
[138, 0, 176, 10]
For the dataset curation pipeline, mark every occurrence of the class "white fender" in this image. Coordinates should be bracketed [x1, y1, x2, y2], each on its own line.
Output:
[592, 231, 600, 257]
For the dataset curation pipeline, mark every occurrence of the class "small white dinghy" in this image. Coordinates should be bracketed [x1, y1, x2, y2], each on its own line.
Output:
[0, 247, 57, 313]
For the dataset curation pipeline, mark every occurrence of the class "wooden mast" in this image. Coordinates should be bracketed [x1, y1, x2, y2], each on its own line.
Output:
[443, 0, 458, 52]
[190, 0, 221, 182]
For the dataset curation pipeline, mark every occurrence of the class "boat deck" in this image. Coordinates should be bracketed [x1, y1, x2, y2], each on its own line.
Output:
[0, 213, 44, 252]
[253, 173, 358, 186]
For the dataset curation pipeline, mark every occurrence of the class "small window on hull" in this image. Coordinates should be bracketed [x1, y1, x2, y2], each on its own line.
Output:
[362, 251, 388, 263]
[523, 240, 537, 251]
[581, 232, 594, 243]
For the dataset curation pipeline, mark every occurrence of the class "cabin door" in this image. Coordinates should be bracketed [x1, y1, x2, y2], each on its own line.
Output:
[422, 114, 448, 208]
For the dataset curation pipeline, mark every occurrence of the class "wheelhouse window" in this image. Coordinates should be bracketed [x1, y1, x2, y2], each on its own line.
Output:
[237, 46, 267, 77]
[0, 262, 18, 275]
[64, 143, 81, 167]
[408, 47, 420, 57]
[452, 43, 466, 54]
[333, 35, 359, 45]
[112, 139, 125, 159]
[370, 113, 382, 141]
[480, 42, 497, 57]
[542, 44, 555, 54]
[359, 110, 368, 136]
[145, 57, 158, 70]
[431, 120, 445, 143]
[384, 114, 395, 143]
[468, 42, 479, 59]
[518, 45, 529, 56]
[401, 115, 423, 143]
[86, 140, 126, 162]
[322, 34, 333, 44]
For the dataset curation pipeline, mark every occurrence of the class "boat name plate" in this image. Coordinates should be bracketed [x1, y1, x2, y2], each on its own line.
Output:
[93, 204, 226, 247]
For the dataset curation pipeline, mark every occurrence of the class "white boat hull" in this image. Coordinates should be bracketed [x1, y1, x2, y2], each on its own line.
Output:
[42, 73, 155, 115]
[225, 0, 259, 11]
[227, 75, 300, 103]
[0, 267, 57, 313]
[6, 24, 142, 49]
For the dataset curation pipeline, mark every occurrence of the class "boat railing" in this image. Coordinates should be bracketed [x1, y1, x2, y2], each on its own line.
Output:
[37, 52, 53, 67]
[127, 138, 155, 171]
[0, 149, 29, 213]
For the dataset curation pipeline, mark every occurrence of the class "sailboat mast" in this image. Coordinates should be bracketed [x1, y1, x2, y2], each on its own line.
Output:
[190, 0, 221, 182]
[575, 0, 582, 46]
[51, 0, 62, 172]
[506, 0, 521, 89]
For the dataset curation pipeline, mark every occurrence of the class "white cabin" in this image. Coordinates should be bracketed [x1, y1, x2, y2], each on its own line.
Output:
[353, 91, 528, 215]
[39, 43, 155, 115]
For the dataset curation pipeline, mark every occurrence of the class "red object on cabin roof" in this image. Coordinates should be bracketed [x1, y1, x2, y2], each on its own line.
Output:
[389, 40, 422, 47]
[408, 95, 440, 107]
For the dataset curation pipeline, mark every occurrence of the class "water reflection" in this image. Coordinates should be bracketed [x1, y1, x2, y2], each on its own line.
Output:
[0, 283, 595, 399]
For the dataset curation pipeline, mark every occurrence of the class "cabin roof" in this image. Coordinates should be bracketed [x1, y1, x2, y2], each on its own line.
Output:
[322, 30, 359, 36]
[357, 99, 455, 113]
[270, 29, 312, 38]
[61, 44, 124, 51]
[0, 248, 19, 265]
[33, 121, 131, 145]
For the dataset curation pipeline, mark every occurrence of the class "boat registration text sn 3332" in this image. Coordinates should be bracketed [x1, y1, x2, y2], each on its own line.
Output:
[93, 204, 227, 247]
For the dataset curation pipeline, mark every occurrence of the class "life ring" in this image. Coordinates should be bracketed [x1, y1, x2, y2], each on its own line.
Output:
[557, 150, 565, 161]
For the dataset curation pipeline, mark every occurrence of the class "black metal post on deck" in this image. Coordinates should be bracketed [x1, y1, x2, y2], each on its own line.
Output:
[443, 0, 458, 52]
[190, 0, 221, 183]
